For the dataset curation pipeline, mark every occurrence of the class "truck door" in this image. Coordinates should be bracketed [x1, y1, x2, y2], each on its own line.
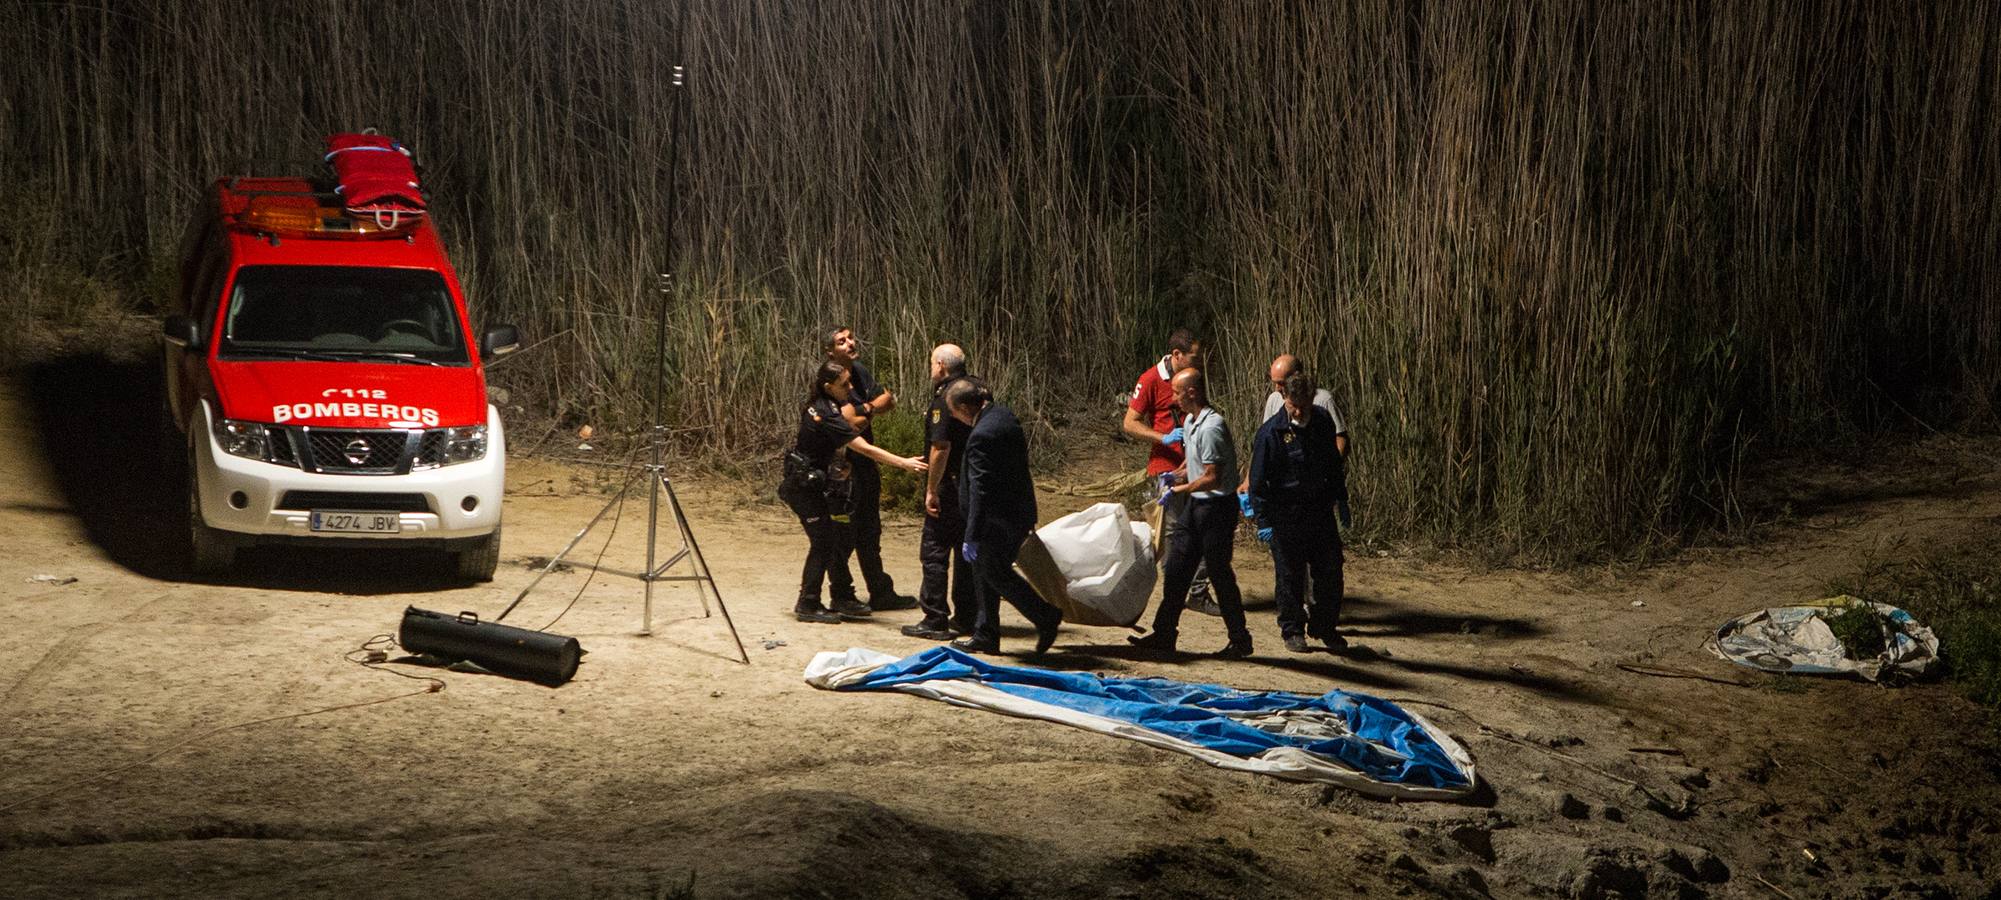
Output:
[169, 236, 226, 432]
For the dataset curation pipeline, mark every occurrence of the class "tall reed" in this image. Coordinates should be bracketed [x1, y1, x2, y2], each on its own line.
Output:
[2, 0, 1994, 559]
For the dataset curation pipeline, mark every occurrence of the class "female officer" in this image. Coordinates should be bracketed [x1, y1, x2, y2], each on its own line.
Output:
[782, 361, 927, 623]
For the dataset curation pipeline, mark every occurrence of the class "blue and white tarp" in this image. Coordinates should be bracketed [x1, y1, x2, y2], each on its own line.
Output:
[804, 647, 1477, 800]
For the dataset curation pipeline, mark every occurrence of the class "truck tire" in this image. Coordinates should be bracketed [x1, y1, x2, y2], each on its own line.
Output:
[455, 523, 501, 583]
[187, 468, 236, 576]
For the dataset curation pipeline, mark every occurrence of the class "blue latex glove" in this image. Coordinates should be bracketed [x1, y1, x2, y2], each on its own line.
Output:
[1237, 491, 1256, 519]
[1156, 487, 1174, 507]
[1256, 526, 1273, 544]
[961, 541, 979, 562]
[1160, 427, 1184, 447]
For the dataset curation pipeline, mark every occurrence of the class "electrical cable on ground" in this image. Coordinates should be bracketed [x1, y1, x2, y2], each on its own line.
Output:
[0, 636, 445, 816]
[1389, 696, 1686, 814]
[1754, 873, 1801, 899]
[1616, 662, 1753, 687]
[535, 476, 628, 633]
[488, 443, 640, 634]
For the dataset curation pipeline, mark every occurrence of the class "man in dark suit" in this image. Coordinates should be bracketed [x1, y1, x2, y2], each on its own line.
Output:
[947, 378, 1062, 655]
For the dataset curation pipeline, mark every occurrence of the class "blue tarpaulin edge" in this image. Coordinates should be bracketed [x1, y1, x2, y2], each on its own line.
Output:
[836, 646, 1471, 791]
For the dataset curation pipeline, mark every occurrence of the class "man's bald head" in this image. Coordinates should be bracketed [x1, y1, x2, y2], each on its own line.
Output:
[1170, 366, 1206, 412]
[930, 343, 966, 383]
[1269, 354, 1302, 384]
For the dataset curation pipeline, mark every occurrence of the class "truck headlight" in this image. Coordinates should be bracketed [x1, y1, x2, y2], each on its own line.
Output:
[212, 418, 270, 459]
[443, 425, 487, 464]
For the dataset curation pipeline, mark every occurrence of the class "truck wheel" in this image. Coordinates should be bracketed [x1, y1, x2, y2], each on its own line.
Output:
[187, 470, 236, 576]
[455, 524, 501, 583]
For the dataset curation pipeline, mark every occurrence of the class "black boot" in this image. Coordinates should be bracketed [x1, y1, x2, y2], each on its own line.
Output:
[795, 601, 841, 624]
[830, 598, 874, 621]
[1127, 630, 1177, 653]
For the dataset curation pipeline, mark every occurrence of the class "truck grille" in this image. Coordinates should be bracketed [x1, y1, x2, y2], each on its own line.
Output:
[278, 491, 432, 513]
[269, 428, 299, 466]
[301, 428, 414, 474]
[416, 430, 449, 467]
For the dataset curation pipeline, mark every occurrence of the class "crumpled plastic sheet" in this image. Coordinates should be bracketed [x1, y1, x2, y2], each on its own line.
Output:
[1710, 595, 1939, 681]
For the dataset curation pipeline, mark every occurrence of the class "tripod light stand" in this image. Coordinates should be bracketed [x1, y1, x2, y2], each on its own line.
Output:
[496, 49, 749, 664]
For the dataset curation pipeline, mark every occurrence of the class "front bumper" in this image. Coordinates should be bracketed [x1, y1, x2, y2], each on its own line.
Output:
[192, 402, 505, 544]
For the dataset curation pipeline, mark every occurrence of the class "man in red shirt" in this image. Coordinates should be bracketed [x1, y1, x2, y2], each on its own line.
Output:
[1120, 327, 1215, 614]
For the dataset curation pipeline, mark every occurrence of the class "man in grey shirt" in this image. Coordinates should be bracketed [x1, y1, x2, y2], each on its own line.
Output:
[1129, 367, 1254, 657]
[1259, 354, 1348, 451]
[1243, 354, 1350, 524]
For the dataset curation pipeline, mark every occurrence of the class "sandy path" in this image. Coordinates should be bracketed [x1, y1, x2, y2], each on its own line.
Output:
[2, 361, 1997, 898]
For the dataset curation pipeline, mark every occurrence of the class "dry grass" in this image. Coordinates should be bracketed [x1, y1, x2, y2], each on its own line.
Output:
[2, 0, 1996, 561]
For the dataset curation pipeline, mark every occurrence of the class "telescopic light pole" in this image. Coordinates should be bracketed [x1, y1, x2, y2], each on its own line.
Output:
[500, 9, 747, 664]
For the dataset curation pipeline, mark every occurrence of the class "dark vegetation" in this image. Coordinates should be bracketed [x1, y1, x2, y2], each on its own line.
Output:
[869, 409, 929, 516]
[1831, 534, 2001, 718]
[2, 1, 1997, 561]
[1822, 599, 1889, 662]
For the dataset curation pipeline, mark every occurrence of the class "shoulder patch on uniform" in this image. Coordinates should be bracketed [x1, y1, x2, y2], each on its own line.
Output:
[930, 409, 941, 424]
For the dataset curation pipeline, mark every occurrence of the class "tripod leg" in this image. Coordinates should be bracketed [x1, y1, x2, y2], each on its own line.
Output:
[665, 476, 748, 664]
[494, 471, 636, 623]
[642, 434, 666, 636]
[660, 474, 711, 617]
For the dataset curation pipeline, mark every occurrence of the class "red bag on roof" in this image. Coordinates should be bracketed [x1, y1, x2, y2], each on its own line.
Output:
[324, 132, 426, 227]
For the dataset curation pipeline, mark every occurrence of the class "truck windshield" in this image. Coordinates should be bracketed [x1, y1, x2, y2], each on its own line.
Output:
[219, 265, 471, 365]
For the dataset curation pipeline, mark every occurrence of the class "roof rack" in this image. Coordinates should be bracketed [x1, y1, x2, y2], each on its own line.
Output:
[215, 176, 421, 240]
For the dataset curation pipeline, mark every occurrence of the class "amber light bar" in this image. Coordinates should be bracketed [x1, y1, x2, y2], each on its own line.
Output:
[230, 196, 410, 239]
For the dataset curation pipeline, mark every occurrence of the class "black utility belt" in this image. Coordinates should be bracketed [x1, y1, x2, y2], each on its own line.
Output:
[783, 450, 824, 485]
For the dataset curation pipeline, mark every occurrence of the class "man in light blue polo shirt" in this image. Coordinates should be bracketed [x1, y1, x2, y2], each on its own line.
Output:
[1129, 367, 1253, 657]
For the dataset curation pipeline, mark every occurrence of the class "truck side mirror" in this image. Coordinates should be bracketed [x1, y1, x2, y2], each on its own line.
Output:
[163, 314, 201, 349]
[481, 324, 521, 361]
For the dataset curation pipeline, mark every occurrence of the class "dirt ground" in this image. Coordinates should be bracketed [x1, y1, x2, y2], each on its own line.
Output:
[2, 357, 1999, 899]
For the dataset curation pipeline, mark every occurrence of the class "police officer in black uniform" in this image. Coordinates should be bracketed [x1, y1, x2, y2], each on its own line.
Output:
[825, 326, 919, 611]
[781, 361, 928, 623]
[1245, 372, 1350, 652]
[903, 343, 977, 640]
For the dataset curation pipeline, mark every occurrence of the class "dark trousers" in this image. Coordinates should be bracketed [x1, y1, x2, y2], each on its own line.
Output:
[849, 461, 898, 600]
[1270, 512, 1344, 638]
[1158, 479, 1212, 601]
[780, 482, 856, 606]
[970, 530, 1060, 644]
[918, 493, 975, 630]
[1150, 496, 1249, 643]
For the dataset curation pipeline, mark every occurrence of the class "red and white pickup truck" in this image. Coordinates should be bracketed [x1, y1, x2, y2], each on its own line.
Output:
[161, 176, 519, 580]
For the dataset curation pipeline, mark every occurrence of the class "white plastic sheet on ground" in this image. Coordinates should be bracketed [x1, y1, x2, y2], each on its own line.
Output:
[1710, 595, 1940, 681]
[1013, 502, 1155, 627]
[803, 647, 1478, 801]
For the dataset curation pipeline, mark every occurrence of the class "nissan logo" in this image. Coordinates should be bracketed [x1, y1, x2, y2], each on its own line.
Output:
[343, 438, 373, 465]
